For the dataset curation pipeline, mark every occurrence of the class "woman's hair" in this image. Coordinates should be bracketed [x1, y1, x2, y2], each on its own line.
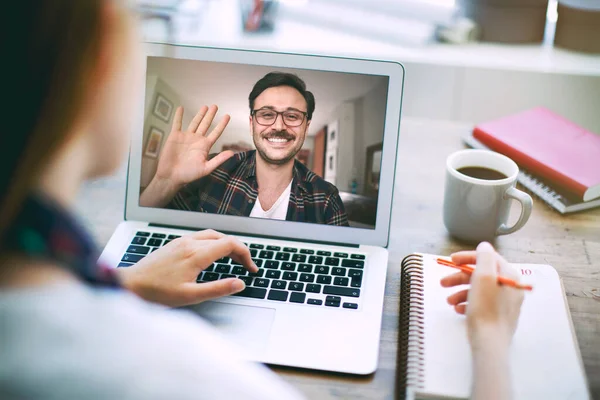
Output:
[0, 1, 106, 243]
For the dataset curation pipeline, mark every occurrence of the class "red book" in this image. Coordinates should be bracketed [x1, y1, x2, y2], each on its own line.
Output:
[473, 107, 600, 202]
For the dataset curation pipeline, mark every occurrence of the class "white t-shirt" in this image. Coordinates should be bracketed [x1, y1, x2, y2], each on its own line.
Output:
[0, 282, 305, 400]
[249, 180, 293, 220]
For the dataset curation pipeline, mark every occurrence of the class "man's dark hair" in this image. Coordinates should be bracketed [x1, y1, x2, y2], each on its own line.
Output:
[249, 72, 315, 121]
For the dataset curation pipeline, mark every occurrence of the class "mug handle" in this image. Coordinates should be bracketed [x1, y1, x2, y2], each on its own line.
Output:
[496, 186, 533, 236]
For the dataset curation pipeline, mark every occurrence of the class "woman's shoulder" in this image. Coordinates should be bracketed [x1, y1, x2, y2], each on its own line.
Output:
[0, 282, 303, 400]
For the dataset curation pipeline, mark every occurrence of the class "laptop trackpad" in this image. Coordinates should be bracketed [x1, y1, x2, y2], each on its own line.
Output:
[186, 301, 275, 359]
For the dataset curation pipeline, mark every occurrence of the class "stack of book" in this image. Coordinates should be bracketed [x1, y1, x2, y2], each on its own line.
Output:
[464, 107, 600, 214]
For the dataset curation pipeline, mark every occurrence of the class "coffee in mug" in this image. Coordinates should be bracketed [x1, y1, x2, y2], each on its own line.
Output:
[456, 166, 508, 180]
[443, 149, 533, 242]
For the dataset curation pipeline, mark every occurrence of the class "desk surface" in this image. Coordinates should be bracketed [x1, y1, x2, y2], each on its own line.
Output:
[77, 118, 600, 400]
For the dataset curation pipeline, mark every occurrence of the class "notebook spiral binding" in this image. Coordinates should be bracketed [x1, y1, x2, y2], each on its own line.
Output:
[396, 254, 426, 400]
[518, 170, 564, 208]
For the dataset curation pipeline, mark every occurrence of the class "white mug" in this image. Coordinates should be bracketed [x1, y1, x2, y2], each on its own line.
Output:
[443, 149, 533, 242]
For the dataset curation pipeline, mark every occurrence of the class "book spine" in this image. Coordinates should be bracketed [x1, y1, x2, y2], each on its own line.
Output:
[472, 127, 587, 200]
[396, 254, 426, 399]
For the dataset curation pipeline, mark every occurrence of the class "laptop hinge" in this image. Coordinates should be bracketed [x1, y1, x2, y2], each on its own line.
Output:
[148, 223, 360, 248]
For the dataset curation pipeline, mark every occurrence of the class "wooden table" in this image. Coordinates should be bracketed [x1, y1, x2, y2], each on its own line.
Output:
[76, 119, 600, 399]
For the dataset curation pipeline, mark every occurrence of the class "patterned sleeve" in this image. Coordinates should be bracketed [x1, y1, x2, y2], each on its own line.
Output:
[324, 191, 350, 226]
[165, 181, 203, 212]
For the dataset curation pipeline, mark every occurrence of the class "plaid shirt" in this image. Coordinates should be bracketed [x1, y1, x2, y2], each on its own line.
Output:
[168, 150, 349, 226]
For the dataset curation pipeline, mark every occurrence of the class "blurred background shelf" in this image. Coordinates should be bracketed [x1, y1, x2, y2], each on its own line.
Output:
[138, 0, 600, 132]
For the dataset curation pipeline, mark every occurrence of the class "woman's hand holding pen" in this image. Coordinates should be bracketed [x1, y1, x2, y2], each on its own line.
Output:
[441, 242, 525, 400]
[440, 242, 524, 350]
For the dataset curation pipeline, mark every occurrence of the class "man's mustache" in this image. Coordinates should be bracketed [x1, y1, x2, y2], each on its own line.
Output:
[263, 131, 295, 140]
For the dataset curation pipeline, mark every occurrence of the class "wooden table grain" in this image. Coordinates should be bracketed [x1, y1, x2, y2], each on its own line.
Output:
[76, 119, 600, 400]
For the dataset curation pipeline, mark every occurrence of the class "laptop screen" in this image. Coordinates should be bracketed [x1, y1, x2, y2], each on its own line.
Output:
[139, 56, 389, 230]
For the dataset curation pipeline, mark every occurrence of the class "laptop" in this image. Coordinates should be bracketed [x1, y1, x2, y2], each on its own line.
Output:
[99, 43, 404, 375]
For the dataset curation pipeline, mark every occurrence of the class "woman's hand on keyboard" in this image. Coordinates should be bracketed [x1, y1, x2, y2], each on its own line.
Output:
[118, 229, 258, 307]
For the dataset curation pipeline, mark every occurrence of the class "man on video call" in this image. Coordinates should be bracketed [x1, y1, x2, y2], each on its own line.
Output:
[140, 72, 349, 226]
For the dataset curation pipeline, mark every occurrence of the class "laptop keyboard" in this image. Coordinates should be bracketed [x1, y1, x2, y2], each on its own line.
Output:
[118, 231, 366, 310]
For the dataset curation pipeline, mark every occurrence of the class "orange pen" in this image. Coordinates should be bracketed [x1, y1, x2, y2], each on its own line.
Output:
[437, 258, 533, 291]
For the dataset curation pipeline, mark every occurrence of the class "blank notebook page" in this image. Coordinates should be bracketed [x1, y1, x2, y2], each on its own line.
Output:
[418, 253, 589, 400]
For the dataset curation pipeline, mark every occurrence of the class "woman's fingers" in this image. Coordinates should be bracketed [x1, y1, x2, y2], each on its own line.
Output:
[182, 278, 246, 305]
[450, 250, 476, 266]
[454, 303, 467, 315]
[226, 239, 258, 272]
[444, 244, 523, 320]
[497, 255, 520, 281]
[447, 289, 469, 306]
[474, 242, 498, 278]
[440, 271, 471, 287]
[189, 229, 226, 241]
[194, 236, 257, 272]
[179, 230, 258, 273]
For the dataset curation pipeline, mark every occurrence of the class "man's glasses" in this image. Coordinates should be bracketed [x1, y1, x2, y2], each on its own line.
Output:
[252, 108, 307, 127]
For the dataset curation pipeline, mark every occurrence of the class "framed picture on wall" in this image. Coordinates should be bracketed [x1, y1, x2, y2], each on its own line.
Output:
[324, 147, 337, 185]
[144, 127, 164, 158]
[327, 120, 339, 150]
[153, 93, 173, 122]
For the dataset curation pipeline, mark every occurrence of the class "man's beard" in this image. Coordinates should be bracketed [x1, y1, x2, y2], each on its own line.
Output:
[253, 128, 304, 166]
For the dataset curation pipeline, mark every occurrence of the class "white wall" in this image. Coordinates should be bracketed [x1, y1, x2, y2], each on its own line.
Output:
[456, 67, 600, 131]
[140, 76, 187, 188]
[400, 61, 600, 133]
[321, 82, 388, 193]
[353, 81, 388, 193]
[141, 70, 210, 189]
[325, 102, 357, 192]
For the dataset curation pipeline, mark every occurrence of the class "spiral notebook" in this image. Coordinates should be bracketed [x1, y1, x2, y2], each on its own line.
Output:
[463, 134, 600, 214]
[396, 253, 590, 400]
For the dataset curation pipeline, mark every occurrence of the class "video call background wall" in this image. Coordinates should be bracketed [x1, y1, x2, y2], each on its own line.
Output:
[139, 57, 388, 197]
